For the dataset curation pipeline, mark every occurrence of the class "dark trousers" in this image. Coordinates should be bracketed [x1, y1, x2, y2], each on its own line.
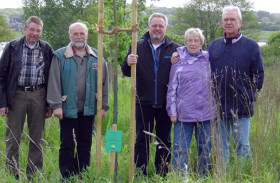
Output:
[135, 103, 172, 176]
[59, 112, 94, 179]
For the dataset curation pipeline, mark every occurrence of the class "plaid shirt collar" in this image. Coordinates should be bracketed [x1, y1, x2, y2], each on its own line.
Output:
[23, 37, 40, 49]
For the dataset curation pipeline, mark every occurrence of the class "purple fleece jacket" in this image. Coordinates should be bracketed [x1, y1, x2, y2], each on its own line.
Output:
[166, 46, 216, 122]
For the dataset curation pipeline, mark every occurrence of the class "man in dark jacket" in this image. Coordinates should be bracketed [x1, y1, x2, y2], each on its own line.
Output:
[0, 16, 53, 180]
[208, 6, 264, 163]
[121, 13, 180, 176]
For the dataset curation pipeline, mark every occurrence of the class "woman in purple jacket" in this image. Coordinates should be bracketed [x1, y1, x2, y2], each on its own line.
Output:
[166, 28, 216, 176]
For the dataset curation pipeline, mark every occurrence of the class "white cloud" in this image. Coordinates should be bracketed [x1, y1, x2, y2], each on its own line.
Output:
[253, 0, 280, 13]
[1, 0, 23, 8]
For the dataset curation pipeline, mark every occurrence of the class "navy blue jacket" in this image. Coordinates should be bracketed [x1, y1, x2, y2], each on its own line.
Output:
[208, 33, 264, 119]
[121, 32, 180, 106]
[0, 37, 53, 109]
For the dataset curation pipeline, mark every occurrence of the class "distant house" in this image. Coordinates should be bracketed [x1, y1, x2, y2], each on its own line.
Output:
[8, 18, 23, 29]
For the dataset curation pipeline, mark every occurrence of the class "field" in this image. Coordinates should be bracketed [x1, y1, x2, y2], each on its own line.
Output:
[0, 59, 280, 182]
[258, 31, 273, 42]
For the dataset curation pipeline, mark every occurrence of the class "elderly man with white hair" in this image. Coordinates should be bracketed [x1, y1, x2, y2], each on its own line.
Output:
[208, 6, 264, 163]
[47, 22, 109, 180]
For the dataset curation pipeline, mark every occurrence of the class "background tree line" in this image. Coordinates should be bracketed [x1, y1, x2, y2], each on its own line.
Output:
[20, 0, 149, 62]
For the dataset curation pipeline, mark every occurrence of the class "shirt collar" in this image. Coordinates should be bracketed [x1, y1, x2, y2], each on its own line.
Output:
[23, 37, 40, 49]
[223, 31, 243, 44]
[64, 42, 97, 58]
[151, 37, 165, 45]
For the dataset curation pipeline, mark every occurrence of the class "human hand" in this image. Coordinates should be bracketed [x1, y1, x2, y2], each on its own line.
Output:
[170, 114, 177, 123]
[0, 107, 9, 116]
[171, 52, 179, 64]
[101, 109, 106, 120]
[53, 108, 63, 120]
[127, 54, 138, 66]
[45, 107, 52, 118]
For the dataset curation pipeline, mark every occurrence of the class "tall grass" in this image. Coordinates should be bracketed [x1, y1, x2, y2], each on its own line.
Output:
[0, 61, 280, 182]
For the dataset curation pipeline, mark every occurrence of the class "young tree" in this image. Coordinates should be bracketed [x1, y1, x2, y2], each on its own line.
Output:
[99, 0, 148, 64]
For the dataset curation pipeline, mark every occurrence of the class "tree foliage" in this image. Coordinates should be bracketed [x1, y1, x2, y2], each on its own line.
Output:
[261, 30, 280, 64]
[22, 0, 149, 62]
[22, 0, 97, 50]
[0, 14, 14, 42]
[169, 0, 257, 47]
[98, 0, 148, 64]
[267, 30, 280, 48]
[255, 10, 280, 23]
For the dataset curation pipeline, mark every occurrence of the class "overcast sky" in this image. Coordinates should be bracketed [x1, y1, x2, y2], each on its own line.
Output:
[2, 0, 280, 13]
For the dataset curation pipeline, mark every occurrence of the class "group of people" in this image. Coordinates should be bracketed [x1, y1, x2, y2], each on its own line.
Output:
[122, 5, 264, 178]
[0, 4, 264, 182]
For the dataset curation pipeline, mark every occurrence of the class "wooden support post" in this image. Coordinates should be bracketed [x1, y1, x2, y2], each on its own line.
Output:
[129, 0, 138, 182]
[96, 0, 104, 173]
[111, 0, 118, 181]
[109, 124, 118, 174]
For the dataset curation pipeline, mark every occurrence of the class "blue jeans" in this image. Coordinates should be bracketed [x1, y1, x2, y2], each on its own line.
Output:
[172, 121, 211, 176]
[216, 117, 250, 162]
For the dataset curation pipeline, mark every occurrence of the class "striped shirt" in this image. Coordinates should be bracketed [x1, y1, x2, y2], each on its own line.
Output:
[17, 40, 45, 86]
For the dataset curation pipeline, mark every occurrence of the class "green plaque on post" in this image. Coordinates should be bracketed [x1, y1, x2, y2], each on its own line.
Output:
[105, 130, 122, 152]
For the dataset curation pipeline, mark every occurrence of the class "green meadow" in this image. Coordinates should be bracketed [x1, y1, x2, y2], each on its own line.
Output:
[258, 31, 273, 41]
[0, 54, 280, 183]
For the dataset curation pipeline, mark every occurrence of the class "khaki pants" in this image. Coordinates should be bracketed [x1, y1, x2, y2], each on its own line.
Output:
[5, 87, 46, 178]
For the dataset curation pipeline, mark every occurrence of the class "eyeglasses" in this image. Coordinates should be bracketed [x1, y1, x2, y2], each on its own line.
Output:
[223, 18, 238, 23]
[72, 32, 86, 37]
[186, 39, 200, 44]
[150, 24, 165, 29]
[28, 28, 42, 33]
